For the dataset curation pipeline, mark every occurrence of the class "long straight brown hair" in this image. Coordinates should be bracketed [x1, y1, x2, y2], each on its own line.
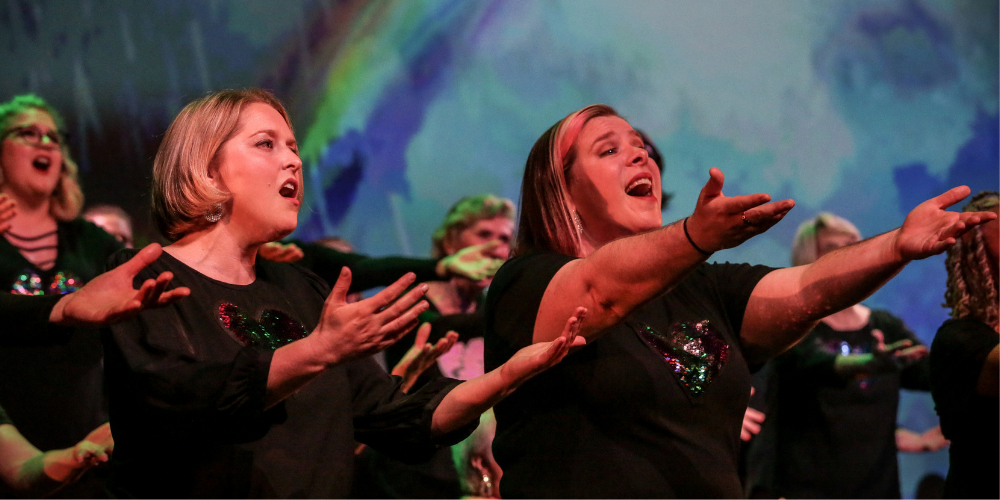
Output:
[512, 104, 619, 258]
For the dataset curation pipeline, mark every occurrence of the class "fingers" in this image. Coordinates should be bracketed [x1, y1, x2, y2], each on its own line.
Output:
[365, 272, 418, 312]
[413, 322, 432, 348]
[327, 267, 354, 306]
[379, 300, 430, 340]
[871, 329, 886, 351]
[142, 272, 173, 307]
[118, 243, 164, 276]
[722, 192, 774, 215]
[155, 287, 191, 306]
[434, 331, 459, 356]
[700, 167, 726, 199]
[745, 407, 766, 424]
[377, 282, 429, 320]
[932, 185, 972, 209]
[882, 338, 913, 353]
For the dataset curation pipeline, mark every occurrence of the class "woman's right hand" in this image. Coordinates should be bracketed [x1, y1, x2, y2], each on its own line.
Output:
[686, 168, 796, 253]
[310, 267, 430, 366]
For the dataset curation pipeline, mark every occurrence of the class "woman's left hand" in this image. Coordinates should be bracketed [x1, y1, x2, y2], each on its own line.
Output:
[500, 307, 588, 388]
[894, 186, 998, 261]
[259, 241, 305, 263]
[392, 322, 459, 393]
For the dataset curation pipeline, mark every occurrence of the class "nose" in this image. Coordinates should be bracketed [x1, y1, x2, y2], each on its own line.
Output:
[630, 145, 648, 166]
[492, 241, 511, 260]
[284, 151, 302, 172]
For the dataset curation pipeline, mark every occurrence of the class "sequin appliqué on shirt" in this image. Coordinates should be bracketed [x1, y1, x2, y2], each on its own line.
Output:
[11, 270, 81, 295]
[218, 302, 308, 349]
[632, 320, 729, 396]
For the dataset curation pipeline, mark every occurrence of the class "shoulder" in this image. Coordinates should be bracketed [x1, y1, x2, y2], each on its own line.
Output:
[490, 251, 575, 301]
[932, 317, 998, 356]
[257, 259, 332, 298]
[868, 310, 916, 338]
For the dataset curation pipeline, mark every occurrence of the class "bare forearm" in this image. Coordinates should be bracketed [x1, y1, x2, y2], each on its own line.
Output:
[537, 221, 707, 342]
[430, 367, 512, 436]
[743, 230, 906, 358]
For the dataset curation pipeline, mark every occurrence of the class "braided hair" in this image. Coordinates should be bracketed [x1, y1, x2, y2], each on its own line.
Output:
[943, 190, 999, 331]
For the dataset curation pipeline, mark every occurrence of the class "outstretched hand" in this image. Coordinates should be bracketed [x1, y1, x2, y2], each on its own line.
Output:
[259, 241, 305, 263]
[51, 244, 191, 328]
[500, 307, 588, 389]
[871, 329, 928, 372]
[310, 268, 430, 366]
[73, 423, 113, 468]
[391, 323, 459, 393]
[894, 186, 997, 261]
[685, 168, 795, 253]
[438, 240, 504, 281]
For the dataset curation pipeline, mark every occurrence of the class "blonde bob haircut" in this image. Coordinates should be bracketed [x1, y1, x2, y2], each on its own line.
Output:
[512, 104, 619, 258]
[0, 94, 84, 221]
[790, 212, 862, 266]
[152, 88, 292, 241]
[431, 194, 515, 259]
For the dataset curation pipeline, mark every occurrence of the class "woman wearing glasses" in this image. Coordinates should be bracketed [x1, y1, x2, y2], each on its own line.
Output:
[0, 94, 124, 497]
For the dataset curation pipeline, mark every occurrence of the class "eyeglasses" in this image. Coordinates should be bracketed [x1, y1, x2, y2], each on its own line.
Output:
[3, 125, 64, 147]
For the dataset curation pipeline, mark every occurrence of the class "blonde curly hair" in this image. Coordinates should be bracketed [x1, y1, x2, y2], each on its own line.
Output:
[943, 191, 999, 331]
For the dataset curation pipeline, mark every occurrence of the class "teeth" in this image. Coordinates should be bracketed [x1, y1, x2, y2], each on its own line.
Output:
[34, 157, 51, 166]
[280, 181, 296, 198]
[626, 178, 652, 192]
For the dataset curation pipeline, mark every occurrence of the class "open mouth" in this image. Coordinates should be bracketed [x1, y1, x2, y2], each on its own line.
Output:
[625, 176, 654, 198]
[32, 156, 52, 172]
[279, 179, 299, 200]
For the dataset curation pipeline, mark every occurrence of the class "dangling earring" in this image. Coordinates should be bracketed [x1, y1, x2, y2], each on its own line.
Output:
[205, 204, 223, 223]
[572, 210, 583, 236]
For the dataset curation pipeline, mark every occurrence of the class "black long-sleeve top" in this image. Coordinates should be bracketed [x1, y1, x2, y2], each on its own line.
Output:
[772, 310, 930, 499]
[101, 249, 476, 498]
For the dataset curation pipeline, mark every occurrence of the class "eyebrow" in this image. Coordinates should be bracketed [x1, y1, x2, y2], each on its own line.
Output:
[591, 131, 615, 148]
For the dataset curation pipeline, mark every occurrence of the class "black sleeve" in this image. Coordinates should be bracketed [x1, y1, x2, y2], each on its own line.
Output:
[290, 240, 440, 293]
[484, 252, 575, 372]
[103, 250, 277, 444]
[705, 262, 778, 341]
[0, 293, 72, 346]
[0, 404, 12, 426]
[348, 358, 478, 463]
[871, 310, 930, 391]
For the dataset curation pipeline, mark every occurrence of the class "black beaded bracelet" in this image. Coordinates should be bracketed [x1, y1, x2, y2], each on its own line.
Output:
[683, 217, 712, 256]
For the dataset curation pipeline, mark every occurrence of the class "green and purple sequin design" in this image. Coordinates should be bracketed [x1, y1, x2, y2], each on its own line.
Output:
[11, 270, 81, 295]
[633, 320, 729, 396]
[218, 303, 308, 349]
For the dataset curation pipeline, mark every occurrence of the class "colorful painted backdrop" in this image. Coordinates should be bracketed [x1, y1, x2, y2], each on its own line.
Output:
[2, 0, 997, 496]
